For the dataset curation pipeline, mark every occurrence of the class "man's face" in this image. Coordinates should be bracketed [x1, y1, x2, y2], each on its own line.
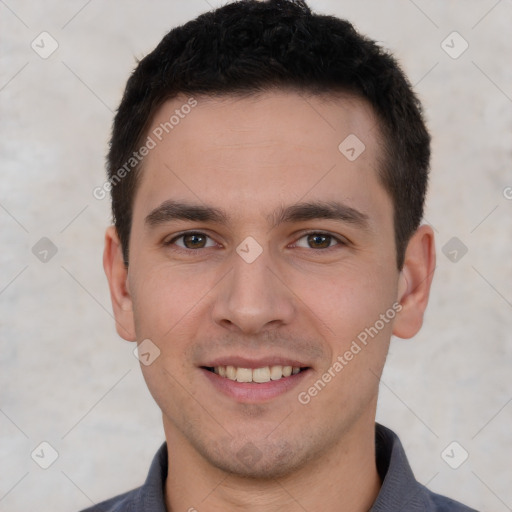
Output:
[115, 91, 404, 477]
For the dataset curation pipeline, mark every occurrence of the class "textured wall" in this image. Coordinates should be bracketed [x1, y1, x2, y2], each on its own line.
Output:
[0, 1, 511, 511]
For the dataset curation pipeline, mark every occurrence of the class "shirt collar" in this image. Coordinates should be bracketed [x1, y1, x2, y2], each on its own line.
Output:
[370, 423, 426, 511]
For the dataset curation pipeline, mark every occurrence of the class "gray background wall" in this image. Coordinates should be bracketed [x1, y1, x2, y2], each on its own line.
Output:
[1, 1, 511, 511]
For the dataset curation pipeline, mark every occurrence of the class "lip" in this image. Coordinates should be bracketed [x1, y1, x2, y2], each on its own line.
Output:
[201, 366, 311, 403]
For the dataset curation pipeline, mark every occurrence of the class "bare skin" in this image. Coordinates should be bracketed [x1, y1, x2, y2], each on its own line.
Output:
[104, 90, 435, 511]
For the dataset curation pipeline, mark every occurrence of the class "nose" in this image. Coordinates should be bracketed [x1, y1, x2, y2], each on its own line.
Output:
[211, 243, 296, 335]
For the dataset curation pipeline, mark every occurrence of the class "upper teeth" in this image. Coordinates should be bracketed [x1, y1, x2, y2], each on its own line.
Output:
[213, 365, 301, 383]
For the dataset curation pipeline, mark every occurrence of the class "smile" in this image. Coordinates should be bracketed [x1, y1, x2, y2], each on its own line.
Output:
[204, 365, 305, 383]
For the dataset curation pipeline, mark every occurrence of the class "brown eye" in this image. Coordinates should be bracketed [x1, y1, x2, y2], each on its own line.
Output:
[294, 232, 343, 250]
[182, 233, 207, 249]
[307, 233, 333, 249]
[166, 232, 216, 250]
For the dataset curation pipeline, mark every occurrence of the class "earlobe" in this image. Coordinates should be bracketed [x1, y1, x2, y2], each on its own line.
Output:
[103, 226, 137, 341]
[392, 224, 436, 340]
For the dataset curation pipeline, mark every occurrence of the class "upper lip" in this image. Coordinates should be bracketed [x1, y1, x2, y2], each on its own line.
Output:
[201, 356, 310, 369]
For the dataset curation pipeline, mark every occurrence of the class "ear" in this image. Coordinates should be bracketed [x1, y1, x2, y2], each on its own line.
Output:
[103, 226, 137, 341]
[393, 224, 436, 339]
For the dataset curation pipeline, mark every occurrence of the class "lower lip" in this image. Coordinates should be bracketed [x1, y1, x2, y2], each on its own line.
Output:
[201, 368, 310, 403]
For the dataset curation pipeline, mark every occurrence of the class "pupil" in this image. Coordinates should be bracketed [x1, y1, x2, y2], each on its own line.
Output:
[310, 234, 329, 248]
[186, 234, 204, 248]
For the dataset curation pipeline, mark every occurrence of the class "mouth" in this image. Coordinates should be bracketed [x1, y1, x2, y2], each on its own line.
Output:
[200, 359, 311, 403]
[202, 365, 309, 383]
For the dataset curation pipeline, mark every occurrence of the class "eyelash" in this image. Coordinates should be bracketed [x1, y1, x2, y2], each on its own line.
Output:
[163, 230, 348, 254]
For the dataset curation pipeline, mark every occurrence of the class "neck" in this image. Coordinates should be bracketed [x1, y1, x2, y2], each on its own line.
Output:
[164, 416, 381, 512]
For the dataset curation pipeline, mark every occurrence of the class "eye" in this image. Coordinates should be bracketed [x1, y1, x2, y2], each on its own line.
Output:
[292, 231, 346, 250]
[165, 232, 217, 250]
[164, 230, 347, 253]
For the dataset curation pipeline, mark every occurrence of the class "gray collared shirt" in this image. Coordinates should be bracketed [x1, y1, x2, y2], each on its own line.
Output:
[80, 423, 478, 511]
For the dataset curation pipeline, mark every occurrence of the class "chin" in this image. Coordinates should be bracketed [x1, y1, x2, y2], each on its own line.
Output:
[206, 438, 307, 480]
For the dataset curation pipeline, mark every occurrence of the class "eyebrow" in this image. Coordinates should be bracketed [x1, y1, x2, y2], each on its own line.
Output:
[269, 200, 370, 230]
[145, 199, 370, 231]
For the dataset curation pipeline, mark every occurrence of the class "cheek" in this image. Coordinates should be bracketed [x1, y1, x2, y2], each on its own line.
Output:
[130, 262, 211, 341]
[298, 263, 398, 344]
[131, 265, 204, 409]
[298, 269, 396, 417]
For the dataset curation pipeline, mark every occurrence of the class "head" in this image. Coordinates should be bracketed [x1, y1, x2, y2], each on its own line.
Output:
[104, 0, 435, 480]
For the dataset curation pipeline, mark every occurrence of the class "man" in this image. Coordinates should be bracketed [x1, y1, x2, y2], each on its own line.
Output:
[88, 0, 477, 510]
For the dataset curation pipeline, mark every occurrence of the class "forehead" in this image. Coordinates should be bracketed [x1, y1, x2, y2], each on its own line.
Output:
[134, 90, 391, 227]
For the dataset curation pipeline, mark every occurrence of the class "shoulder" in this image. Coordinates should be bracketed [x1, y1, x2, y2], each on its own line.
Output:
[77, 442, 168, 512]
[419, 485, 479, 511]
[373, 424, 479, 511]
[78, 486, 141, 512]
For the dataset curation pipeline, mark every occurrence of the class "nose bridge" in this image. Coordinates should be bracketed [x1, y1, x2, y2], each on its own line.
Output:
[212, 238, 294, 333]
